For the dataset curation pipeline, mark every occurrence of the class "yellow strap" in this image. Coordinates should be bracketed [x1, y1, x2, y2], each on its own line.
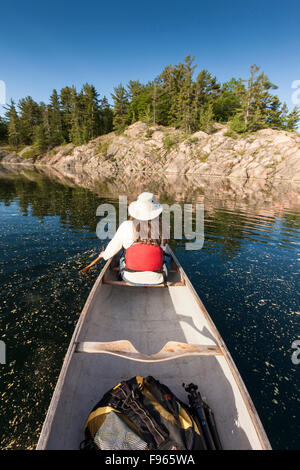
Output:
[178, 406, 200, 434]
[141, 387, 177, 425]
[85, 406, 119, 429]
[113, 383, 121, 390]
[141, 383, 200, 435]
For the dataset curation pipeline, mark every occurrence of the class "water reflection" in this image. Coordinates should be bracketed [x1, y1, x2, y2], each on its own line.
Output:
[1, 164, 300, 236]
[2, 163, 300, 211]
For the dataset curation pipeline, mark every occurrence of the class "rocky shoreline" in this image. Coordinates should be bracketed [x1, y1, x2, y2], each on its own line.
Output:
[1, 121, 300, 181]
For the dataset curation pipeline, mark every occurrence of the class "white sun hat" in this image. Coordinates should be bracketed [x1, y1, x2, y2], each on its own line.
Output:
[128, 192, 162, 221]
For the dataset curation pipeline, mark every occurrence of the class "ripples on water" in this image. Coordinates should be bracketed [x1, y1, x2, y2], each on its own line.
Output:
[0, 169, 299, 449]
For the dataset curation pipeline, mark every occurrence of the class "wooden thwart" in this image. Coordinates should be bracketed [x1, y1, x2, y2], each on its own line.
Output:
[112, 266, 178, 273]
[75, 340, 222, 362]
[103, 279, 185, 287]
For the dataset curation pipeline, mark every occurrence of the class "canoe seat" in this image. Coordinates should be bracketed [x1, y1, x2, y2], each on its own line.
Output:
[75, 340, 222, 362]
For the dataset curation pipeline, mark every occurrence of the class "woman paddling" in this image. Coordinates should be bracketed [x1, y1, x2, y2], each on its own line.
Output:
[81, 192, 171, 285]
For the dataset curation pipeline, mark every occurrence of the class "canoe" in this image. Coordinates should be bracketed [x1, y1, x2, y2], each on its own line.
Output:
[37, 246, 271, 450]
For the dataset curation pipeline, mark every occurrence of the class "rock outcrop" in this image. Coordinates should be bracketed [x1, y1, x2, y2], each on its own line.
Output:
[1, 122, 300, 181]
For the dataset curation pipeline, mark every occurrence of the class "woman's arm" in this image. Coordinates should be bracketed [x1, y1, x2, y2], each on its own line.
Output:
[101, 221, 132, 260]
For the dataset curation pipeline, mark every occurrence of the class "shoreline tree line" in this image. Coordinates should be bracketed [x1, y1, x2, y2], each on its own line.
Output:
[0, 56, 299, 153]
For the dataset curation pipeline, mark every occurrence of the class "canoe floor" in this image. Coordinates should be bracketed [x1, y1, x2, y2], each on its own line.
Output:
[41, 284, 264, 450]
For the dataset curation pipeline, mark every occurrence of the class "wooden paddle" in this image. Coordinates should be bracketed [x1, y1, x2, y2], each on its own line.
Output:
[80, 251, 104, 273]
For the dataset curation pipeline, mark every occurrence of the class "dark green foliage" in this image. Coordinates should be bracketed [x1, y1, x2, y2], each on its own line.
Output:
[18, 96, 41, 145]
[5, 100, 22, 147]
[3, 59, 299, 153]
[285, 107, 300, 131]
[33, 123, 48, 153]
[199, 103, 215, 134]
[49, 89, 64, 146]
[230, 115, 247, 134]
[124, 58, 298, 136]
[267, 96, 284, 129]
[129, 88, 152, 123]
[0, 116, 8, 141]
[69, 86, 83, 145]
[192, 69, 220, 129]
[127, 80, 144, 102]
[163, 134, 179, 150]
[21, 148, 41, 159]
[2, 85, 114, 150]
[223, 129, 239, 139]
[99, 96, 113, 135]
[60, 86, 74, 141]
[175, 55, 196, 132]
[237, 64, 283, 132]
[214, 78, 243, 122]
[111, 84, 130, 133]
[80, 84, 101, 142]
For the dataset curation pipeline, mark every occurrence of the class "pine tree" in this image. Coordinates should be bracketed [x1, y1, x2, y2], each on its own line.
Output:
[111, 84, 130, 133]
[127, 80, 146, 124]
[281, 103, 288, 121]
[167, 63, 186, 127]
[151, 76, 169, 125]
[5, 100, 22, 148]
[60, 86, 74, 141]
[18, 96, 41, 144]
[33, 124, 48, 153]
[80, 83, 100, 143]
[0, 116, 8, 142]
[177, 55, 196, 132]
[35, 102, 50, 150]
[192, 70, 220, 130]
[285, 107, 300, 131]
[267, 96, 284, 129]
[199, 103, 215, 134]
[49, 89, 64, 146]
[141, 104, 152, 125]
[69, 86, 83, 145]
[240, 65, 278, 131]
[214, 78, 244, 122]
[127, 80, 143, 101]
[159, 63, 185, 126]
[129, 86, 152, 123]
[230, 113, 247, 133]
[99, 96, 113, 135]
[152, 81, 158, 125]
[128, 81, 148, 124]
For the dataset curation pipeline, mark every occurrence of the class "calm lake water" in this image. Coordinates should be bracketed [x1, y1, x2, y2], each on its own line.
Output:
[0, 167, 299, 449]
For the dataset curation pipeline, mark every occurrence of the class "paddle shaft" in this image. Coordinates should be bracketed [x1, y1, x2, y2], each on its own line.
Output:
[81, 255, 102, 273]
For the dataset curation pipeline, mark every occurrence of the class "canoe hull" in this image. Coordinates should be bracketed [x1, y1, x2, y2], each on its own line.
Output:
[37, 249, 271, 450]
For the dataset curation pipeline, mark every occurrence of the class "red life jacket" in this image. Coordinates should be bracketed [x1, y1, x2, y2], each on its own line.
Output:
[125, 243, 164, 272]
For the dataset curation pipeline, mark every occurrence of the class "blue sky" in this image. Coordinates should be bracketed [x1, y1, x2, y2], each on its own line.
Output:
[1, 0, 299, 116]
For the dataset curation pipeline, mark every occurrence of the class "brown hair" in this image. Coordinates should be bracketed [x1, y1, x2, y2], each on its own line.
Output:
[130, 216, 168, 246]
